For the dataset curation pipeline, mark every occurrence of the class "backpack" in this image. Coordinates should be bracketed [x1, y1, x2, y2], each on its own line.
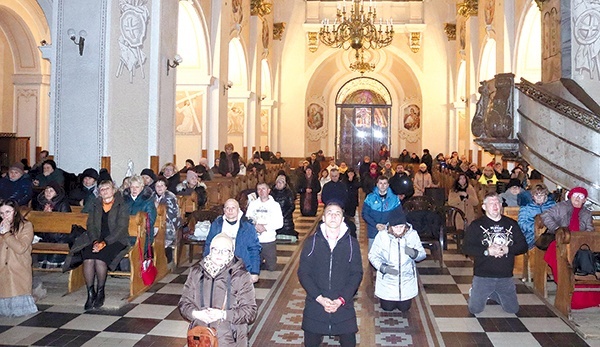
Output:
[573, 244, 597, 276]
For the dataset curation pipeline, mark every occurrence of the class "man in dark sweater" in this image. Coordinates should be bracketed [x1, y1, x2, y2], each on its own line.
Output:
[463, 192, 527, 314]
[321, 169, 348, 209]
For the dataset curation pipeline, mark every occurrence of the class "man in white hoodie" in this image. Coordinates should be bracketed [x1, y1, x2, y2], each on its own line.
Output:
[247, 182, 284, 271]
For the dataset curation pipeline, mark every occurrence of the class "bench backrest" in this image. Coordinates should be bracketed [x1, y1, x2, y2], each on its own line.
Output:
[503, 206, 520, 221]
[556, 227, 600, 265]
[26, 211, 88, 234]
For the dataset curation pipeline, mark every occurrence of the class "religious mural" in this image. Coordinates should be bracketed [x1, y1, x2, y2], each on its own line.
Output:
[307, 103, 324, 130]
[485, 0, 495, 26]
[175, 91, 202, 135]
[228, 102, 245, 134]
[403, 104, 421, 131]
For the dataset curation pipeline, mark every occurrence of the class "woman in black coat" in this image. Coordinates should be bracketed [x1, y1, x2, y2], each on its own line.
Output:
[344, 168, 361, 217]
[34, 182, 72, 268]
[297, 167, 321, 217]
[271, 175, 297, 242]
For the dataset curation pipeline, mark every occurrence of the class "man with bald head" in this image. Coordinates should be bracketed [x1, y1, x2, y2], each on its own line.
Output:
[204, 198, 262, 282]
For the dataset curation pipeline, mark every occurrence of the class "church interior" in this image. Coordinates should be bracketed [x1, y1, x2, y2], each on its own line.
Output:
[0, 0, 599, 345]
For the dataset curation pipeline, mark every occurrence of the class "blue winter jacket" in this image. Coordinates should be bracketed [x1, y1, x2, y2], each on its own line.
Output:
[518, 198, 555, 249]
[123, 186, 157, 245]
[204, 216, 262, 275]
[362, 187, 403, 239]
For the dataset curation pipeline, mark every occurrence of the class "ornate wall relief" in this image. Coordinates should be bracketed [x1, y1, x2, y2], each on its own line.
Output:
[227, 102, 245, 134]
[260, 109, 269, 135]
[116, 0, 150, 83]
[573, 0, 600, 79]
[306, 95, 327, 141]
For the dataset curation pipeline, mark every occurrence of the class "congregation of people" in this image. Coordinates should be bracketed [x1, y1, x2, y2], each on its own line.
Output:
[0, 143, 597, 347]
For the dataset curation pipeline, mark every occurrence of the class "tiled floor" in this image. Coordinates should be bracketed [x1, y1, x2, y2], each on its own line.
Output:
[0, 201, 597, 346]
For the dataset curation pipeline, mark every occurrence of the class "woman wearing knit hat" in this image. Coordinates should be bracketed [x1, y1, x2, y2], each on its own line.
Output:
[175, 169, 207, 209]
[368, 212, 426, 312]
[540, 186, 597, 309]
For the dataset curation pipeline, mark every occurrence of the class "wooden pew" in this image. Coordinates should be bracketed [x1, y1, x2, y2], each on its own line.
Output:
[554, 227, 600, 318]
[153, 205, 168, 281]
[27, 210, 165, 301]
[533, 215, 550, 298]
[28, 211, 88, 293]
[502, 206, 528, 280]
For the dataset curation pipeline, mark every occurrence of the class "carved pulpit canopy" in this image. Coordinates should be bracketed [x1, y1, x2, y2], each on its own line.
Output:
[471, 73, 519, 159]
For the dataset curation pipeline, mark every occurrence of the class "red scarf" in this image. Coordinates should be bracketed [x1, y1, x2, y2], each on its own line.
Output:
[569, 207, 581, 232]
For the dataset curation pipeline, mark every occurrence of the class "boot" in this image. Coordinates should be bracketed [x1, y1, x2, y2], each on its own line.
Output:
[94, 286, 105, 309]
[84, 286, 96, 311]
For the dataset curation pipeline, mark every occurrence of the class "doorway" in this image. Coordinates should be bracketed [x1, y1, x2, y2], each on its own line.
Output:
[335, 77, 392, 169]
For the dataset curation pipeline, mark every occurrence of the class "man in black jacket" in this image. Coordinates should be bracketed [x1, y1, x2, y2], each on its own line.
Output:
[463, 192, 527, 314]
[298, 203, 363, 347]
[389, 163, 414, 202]
[321, 169, 348, 209]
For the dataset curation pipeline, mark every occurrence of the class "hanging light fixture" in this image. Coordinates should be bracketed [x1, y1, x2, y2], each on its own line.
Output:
[318, 0, 393, 73]
[349, 49, 375, 75]
[319, 0, 394, 50]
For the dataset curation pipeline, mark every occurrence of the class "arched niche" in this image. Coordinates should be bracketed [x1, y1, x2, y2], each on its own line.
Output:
[0, 1, 50, 163]
[227, 37, 249, 153]
[174, 0, 212, 165]
[259, 59, 272, 148]
[514, 2, 541, 83]
[334, 77, 392, 167]
[479, 38, 497, 82]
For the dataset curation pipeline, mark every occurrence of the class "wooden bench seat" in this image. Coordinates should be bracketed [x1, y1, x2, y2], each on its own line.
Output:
[555, 227, 600, 318]
[27, 208, 167, 301]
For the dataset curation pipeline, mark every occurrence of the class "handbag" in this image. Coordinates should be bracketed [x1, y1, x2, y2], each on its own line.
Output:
[534, 231, 555, 251]
[573, 244, 597, 277]
[140, 213, 157, 286]
[187, 326, 218, 347]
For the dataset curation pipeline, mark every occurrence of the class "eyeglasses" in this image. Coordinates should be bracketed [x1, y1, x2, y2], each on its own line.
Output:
[571, 193, 586, 200]
[210, 247, 231, 255]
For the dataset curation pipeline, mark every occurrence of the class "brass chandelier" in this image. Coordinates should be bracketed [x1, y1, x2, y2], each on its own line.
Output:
[319, 0, 394, 73]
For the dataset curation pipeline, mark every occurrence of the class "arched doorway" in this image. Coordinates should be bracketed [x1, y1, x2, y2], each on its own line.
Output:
[335, 77, 392, 168]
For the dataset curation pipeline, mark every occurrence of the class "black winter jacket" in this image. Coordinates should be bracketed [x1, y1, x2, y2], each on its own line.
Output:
[297, 227, 363, 335]
[270, 187, 296, 236]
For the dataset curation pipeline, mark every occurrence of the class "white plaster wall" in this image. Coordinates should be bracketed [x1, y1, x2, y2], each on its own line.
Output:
[0, 33, 13, 130]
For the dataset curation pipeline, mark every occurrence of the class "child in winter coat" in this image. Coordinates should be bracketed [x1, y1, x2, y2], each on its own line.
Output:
[368, 213, 426, 312]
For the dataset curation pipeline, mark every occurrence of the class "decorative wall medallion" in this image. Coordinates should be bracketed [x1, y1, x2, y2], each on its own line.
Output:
[116, 0, 150, 83]
[227, 102, 245, 134]
[409, 32, 421, 53]
[457, 0, 478, 18]
[306, 96, 328, 141]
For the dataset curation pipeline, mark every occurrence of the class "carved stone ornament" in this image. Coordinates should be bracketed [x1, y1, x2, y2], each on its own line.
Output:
[116, 0, 150, 83]
[251, 0, 272, 17]
[399, 129, 421, 143]
[516, 79, 600, 131]
[273, 22, 286, 40]
[457, 0, 479, 18]
[410, 32, 421, 53]
[444, 23, 456, 41]
[308, 32, 319, 53]
[306, 95, 328, 141]
[472, 73, 515, 139]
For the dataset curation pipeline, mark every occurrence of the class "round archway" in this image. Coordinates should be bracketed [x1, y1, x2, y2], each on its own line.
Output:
[335, 77, 392, 167]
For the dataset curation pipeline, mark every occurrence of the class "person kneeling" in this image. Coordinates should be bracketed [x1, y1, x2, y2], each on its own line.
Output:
[368, 213, 426, 312]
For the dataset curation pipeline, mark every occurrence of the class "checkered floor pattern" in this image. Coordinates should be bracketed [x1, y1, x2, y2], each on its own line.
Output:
[0, 201, 598, 346]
